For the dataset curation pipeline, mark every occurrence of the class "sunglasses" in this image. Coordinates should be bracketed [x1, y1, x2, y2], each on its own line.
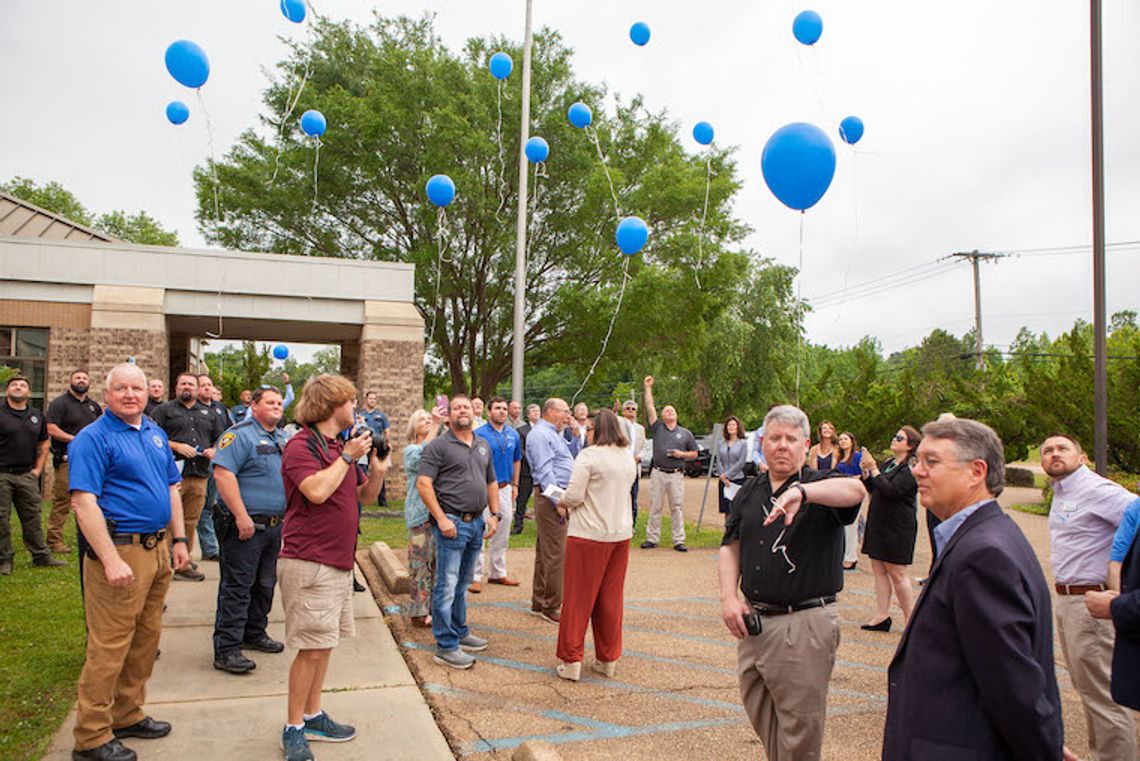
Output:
[893, 434, 906, 442]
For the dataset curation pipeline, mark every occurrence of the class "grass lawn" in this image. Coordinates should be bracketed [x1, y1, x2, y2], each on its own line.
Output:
[0, 504, 86, 761]
[1011, 502, 1049, 516]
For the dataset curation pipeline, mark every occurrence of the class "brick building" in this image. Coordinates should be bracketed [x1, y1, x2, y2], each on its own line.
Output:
[0, 192, 424, 498]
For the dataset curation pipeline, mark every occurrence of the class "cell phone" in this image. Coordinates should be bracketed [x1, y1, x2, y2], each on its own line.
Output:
[743, 611, 762, 636]
[436, 394, 449, 412]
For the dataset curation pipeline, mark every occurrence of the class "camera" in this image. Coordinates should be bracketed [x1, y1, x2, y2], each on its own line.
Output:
[743, 610, 762, 636]
[351, 424, 391, 461]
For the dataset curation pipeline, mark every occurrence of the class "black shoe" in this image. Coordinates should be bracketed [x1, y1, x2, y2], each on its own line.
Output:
[34, 555, 67, 567]
[113, 717, 172, 740]
[213, 651, 256, 674]
[640, 541, 657, 549]
[243, 635, 285, 653]
[72, 739, 136, 760]
[353, 576, 366, 593]
[673, 543, 688, 552]
[200, 553, 220, 561]
[860, 618, 892, 632]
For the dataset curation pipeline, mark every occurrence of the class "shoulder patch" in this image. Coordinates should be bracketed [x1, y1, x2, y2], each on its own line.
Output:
[219, 432, 237, 450]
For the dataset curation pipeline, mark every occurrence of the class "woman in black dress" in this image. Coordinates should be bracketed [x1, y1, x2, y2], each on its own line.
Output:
[859, 425, 922, 632]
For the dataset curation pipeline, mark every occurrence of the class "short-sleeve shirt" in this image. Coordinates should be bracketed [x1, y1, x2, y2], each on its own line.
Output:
[151, 400, 225, 478]
[361, 409, 389, 438]
[475, 423, 522, 484]
[0, 401, 49, 470]
[721, 467, 861, 606]
[1111, 499, 1140, 564]
[418, 430, 496, 515]
[46, 392, 102, 457]
[650, 420, 697, 470]
[211, 419, 289, 515]
[280, 426, 365, 571]
[68, 411, 181, 533]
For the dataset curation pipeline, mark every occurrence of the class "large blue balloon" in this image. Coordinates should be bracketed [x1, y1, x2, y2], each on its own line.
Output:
[273, 344, 289, 360]
[280, 0, 306, 23]
[839, 116, 864, 145]
[164, 40, 210, 89]
[615, 216, 649, 255]
[792, 10, 823, 45]
[425, 174, 456, 207]
[567, 102, 592, 129]
[166, 101, 189, 125]
[692, 121, 714, 146]
[629, 22, 651, 46]
[488, 51, 513, 80]
[525, 137, 549, 163]
[300, 109, 326, 137]
[761, 122, 836, 212]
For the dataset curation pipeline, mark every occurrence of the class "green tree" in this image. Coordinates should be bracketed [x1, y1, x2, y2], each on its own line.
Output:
[96, 210, 179, 246]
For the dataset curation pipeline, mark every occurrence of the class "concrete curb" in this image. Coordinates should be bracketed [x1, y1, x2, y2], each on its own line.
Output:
[369, 540, 410, 594]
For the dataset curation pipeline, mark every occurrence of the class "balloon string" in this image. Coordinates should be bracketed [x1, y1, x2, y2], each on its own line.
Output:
[494, 80, 509, 220]
[588, 126, 622, 219]
[572, 256, 631, 404]
[526, 161, 545, 261]
[426, 207, 451, 349]
[695, 155, 713, 289]
[196, 89, 221, 220]
[270, 59, 313, 186]
[311, 137, 321, 210]
[795, 211, 805, 406]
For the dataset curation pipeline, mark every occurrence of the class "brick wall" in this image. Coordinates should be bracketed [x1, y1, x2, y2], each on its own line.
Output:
[354, 337, 424, 500]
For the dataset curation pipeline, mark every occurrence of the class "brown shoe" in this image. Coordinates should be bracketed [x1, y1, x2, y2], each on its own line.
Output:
[410, 616, 432, 628]
[468, 581, 482, 594]
[50, 544, 71, 554]
[488, 576, 520, 586]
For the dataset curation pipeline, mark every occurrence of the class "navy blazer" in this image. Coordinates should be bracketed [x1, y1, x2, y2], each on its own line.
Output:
[1111, 532, 1140, 709]
[882, 501, 1063, 760]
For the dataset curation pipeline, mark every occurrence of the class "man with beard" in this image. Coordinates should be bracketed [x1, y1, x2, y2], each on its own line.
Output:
[144, 379, 165, 418]
[0, 376, 64, 575]
[45, 369, 103, 554]
[196, 375, 230, 562]
[471, 397, 522, 592]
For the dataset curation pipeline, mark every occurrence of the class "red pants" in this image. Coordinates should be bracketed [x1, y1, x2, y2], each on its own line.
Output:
[556, 537, 629, 664]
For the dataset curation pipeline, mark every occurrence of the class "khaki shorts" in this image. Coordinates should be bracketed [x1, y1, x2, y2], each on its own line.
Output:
[277, 557, 355, 650]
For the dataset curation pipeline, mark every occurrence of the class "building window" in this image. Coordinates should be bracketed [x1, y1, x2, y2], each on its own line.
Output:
[0, 327, 48, 408]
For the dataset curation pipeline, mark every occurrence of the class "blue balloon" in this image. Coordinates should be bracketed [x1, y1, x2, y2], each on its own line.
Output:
[792, 10, 823, 45]
[615, 216, 649, 255]
[525, 137, 549, 163]
[839, 116, 864, 145]
[761, 122, 836, 212]
[629, 22, 651, 46]
[273, 344, 289, 360]
[164, 40, 210, 89]
[300, 109, 326, 137]
[692, 121, 714, 146]
[567, 102, 592, 129]
[166, 101, 189, 125]
[488, 51, 513, 80]
[280, 0, 306, 23]
[425, 174, 456, 207]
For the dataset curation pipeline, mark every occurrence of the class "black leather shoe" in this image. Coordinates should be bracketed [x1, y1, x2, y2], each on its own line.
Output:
[243, 635, 285, 653]
[640, 541, 657, 549]
[72, 739, 137, 760]
[353, 576, 366, 593]
[673, 543, 688, 552]
[860, 618, 892, 632]
[113, 716, 172, 739]
[213, 651, 256, 673]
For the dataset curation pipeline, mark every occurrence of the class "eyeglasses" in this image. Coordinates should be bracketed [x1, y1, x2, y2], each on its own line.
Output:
[892, 434, 906, 442]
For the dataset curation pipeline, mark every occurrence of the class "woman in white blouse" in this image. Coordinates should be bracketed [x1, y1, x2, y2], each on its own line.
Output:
[555, 408, 636, 681]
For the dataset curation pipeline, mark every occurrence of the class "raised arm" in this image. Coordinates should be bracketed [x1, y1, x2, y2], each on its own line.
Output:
[643, 376, 658, 426]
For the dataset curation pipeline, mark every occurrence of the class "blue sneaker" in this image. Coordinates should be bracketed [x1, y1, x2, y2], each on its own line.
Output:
[281, 726, 313, 761]
[303, 711, 356, 743]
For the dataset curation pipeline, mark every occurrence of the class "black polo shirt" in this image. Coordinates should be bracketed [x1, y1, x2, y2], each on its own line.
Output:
[204, 399, 232, 430]
[46, 392, 102, 457]
[418, 429, 496, 515]
[721, 467, 861, 607]
[650, 420, 697, 470]
[0, 401, 49, 470]
[151, 400, 227, 478]
[145, 397, 164, 418]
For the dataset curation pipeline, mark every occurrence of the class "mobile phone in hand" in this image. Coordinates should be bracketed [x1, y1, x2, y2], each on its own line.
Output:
[744, 611, 762, 636]
[436, 394, 449, 413]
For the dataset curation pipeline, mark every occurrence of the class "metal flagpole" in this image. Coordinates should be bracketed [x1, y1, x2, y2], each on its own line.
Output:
[1090, 0, 1108, 474]
[510, 0, 534, 405]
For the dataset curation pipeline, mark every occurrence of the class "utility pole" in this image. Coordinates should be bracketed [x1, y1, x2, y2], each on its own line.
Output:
[1090, 0, 1108, 474]
[510, 0, 534, 405]
[952, 251, 1006, 370]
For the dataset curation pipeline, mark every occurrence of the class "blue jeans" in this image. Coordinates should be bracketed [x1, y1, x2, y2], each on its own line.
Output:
[431, 516, 483, 652]
[197, 476, 220, 557]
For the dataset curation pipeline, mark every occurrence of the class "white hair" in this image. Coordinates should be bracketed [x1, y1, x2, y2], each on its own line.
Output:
[763, 405, 810, 439]
[105, 363, 146, 389]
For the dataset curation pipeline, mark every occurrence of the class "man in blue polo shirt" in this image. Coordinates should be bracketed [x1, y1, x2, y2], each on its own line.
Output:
[471, 397, 522, 593]
[360, 390, 390, 506]
[211, 386, 291, 675]
[68, 363, 190, 761]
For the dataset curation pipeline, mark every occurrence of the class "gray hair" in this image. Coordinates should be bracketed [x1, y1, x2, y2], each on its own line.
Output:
[526, 403, 540, 414]
[763, 405, 810, 439]
[921, 417, 1005, 497]
[406, 408, 432, 442]
[105, 363, 146, 389]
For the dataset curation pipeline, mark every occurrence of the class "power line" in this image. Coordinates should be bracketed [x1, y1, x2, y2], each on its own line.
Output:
[807, 260, 965, 309]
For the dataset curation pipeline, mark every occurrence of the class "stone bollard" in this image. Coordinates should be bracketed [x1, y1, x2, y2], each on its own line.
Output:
[369, 541, 409, 594]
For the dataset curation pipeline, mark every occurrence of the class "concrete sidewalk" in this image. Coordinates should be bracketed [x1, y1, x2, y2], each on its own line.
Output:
[43, 558, 452, 760]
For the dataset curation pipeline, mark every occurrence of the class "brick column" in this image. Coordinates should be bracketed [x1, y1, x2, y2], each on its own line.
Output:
[88, 286, 169, 385]
[355, 300, 424, 501]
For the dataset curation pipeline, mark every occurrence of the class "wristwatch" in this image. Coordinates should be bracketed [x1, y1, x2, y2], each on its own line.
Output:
[172, 536, 189, 545]
[340, 452, 354, 465]
[794, 484, 808, 504]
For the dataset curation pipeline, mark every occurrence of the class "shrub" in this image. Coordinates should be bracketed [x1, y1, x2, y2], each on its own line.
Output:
[1005, 467, 1036, 488]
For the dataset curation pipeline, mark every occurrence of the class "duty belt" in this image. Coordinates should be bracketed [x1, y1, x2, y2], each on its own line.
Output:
[749, 595, 836, 616]
[110, 529, 167, 550]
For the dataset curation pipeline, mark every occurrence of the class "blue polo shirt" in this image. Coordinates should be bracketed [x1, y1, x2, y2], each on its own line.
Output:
[361, 409, 389, 438]
[476, 422, 522, 485]
[69, 411, 181, 533]
[211, 418, 289, 515]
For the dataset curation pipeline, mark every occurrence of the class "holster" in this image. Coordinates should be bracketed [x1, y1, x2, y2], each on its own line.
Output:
[213, 501, 236, 544]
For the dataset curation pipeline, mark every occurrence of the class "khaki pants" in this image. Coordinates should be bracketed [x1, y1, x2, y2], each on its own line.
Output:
[531, 492, 567, 614]
[0, 470, 49, 562]
[737, 604, 840, 761]
[178, 476, 207, 555]
[74, 541, 171, 751]
[647, 468, 685, 545]
[478, 488, 515, 581]
[47, 461, 71, 550]
[1055, 594, 1138, 761]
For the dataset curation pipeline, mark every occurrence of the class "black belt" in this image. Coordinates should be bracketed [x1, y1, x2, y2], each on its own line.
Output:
[251, 514, 283, 528]
[750, 595, 836, 616]
[0, 466, 32, 475]
[110, 530, 167, 550]
[655, 467, 683, 474]
[443, 511, 480, 523]
[497, 481, 511, 488]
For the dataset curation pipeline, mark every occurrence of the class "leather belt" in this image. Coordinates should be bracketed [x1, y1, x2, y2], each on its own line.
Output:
[251, 514, 283, 528]
[0, 466, 32, 475]
[655, 467, 683, 474]
[110, 530, 167, 550]
[444, 511, 480, 523]
[1055, 583, 1106, 595]
[750, 595, 837, 616]
[498, 481, 511, 488]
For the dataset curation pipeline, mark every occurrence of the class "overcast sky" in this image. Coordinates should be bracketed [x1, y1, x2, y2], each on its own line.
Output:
[3, 0, 1139, 358]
